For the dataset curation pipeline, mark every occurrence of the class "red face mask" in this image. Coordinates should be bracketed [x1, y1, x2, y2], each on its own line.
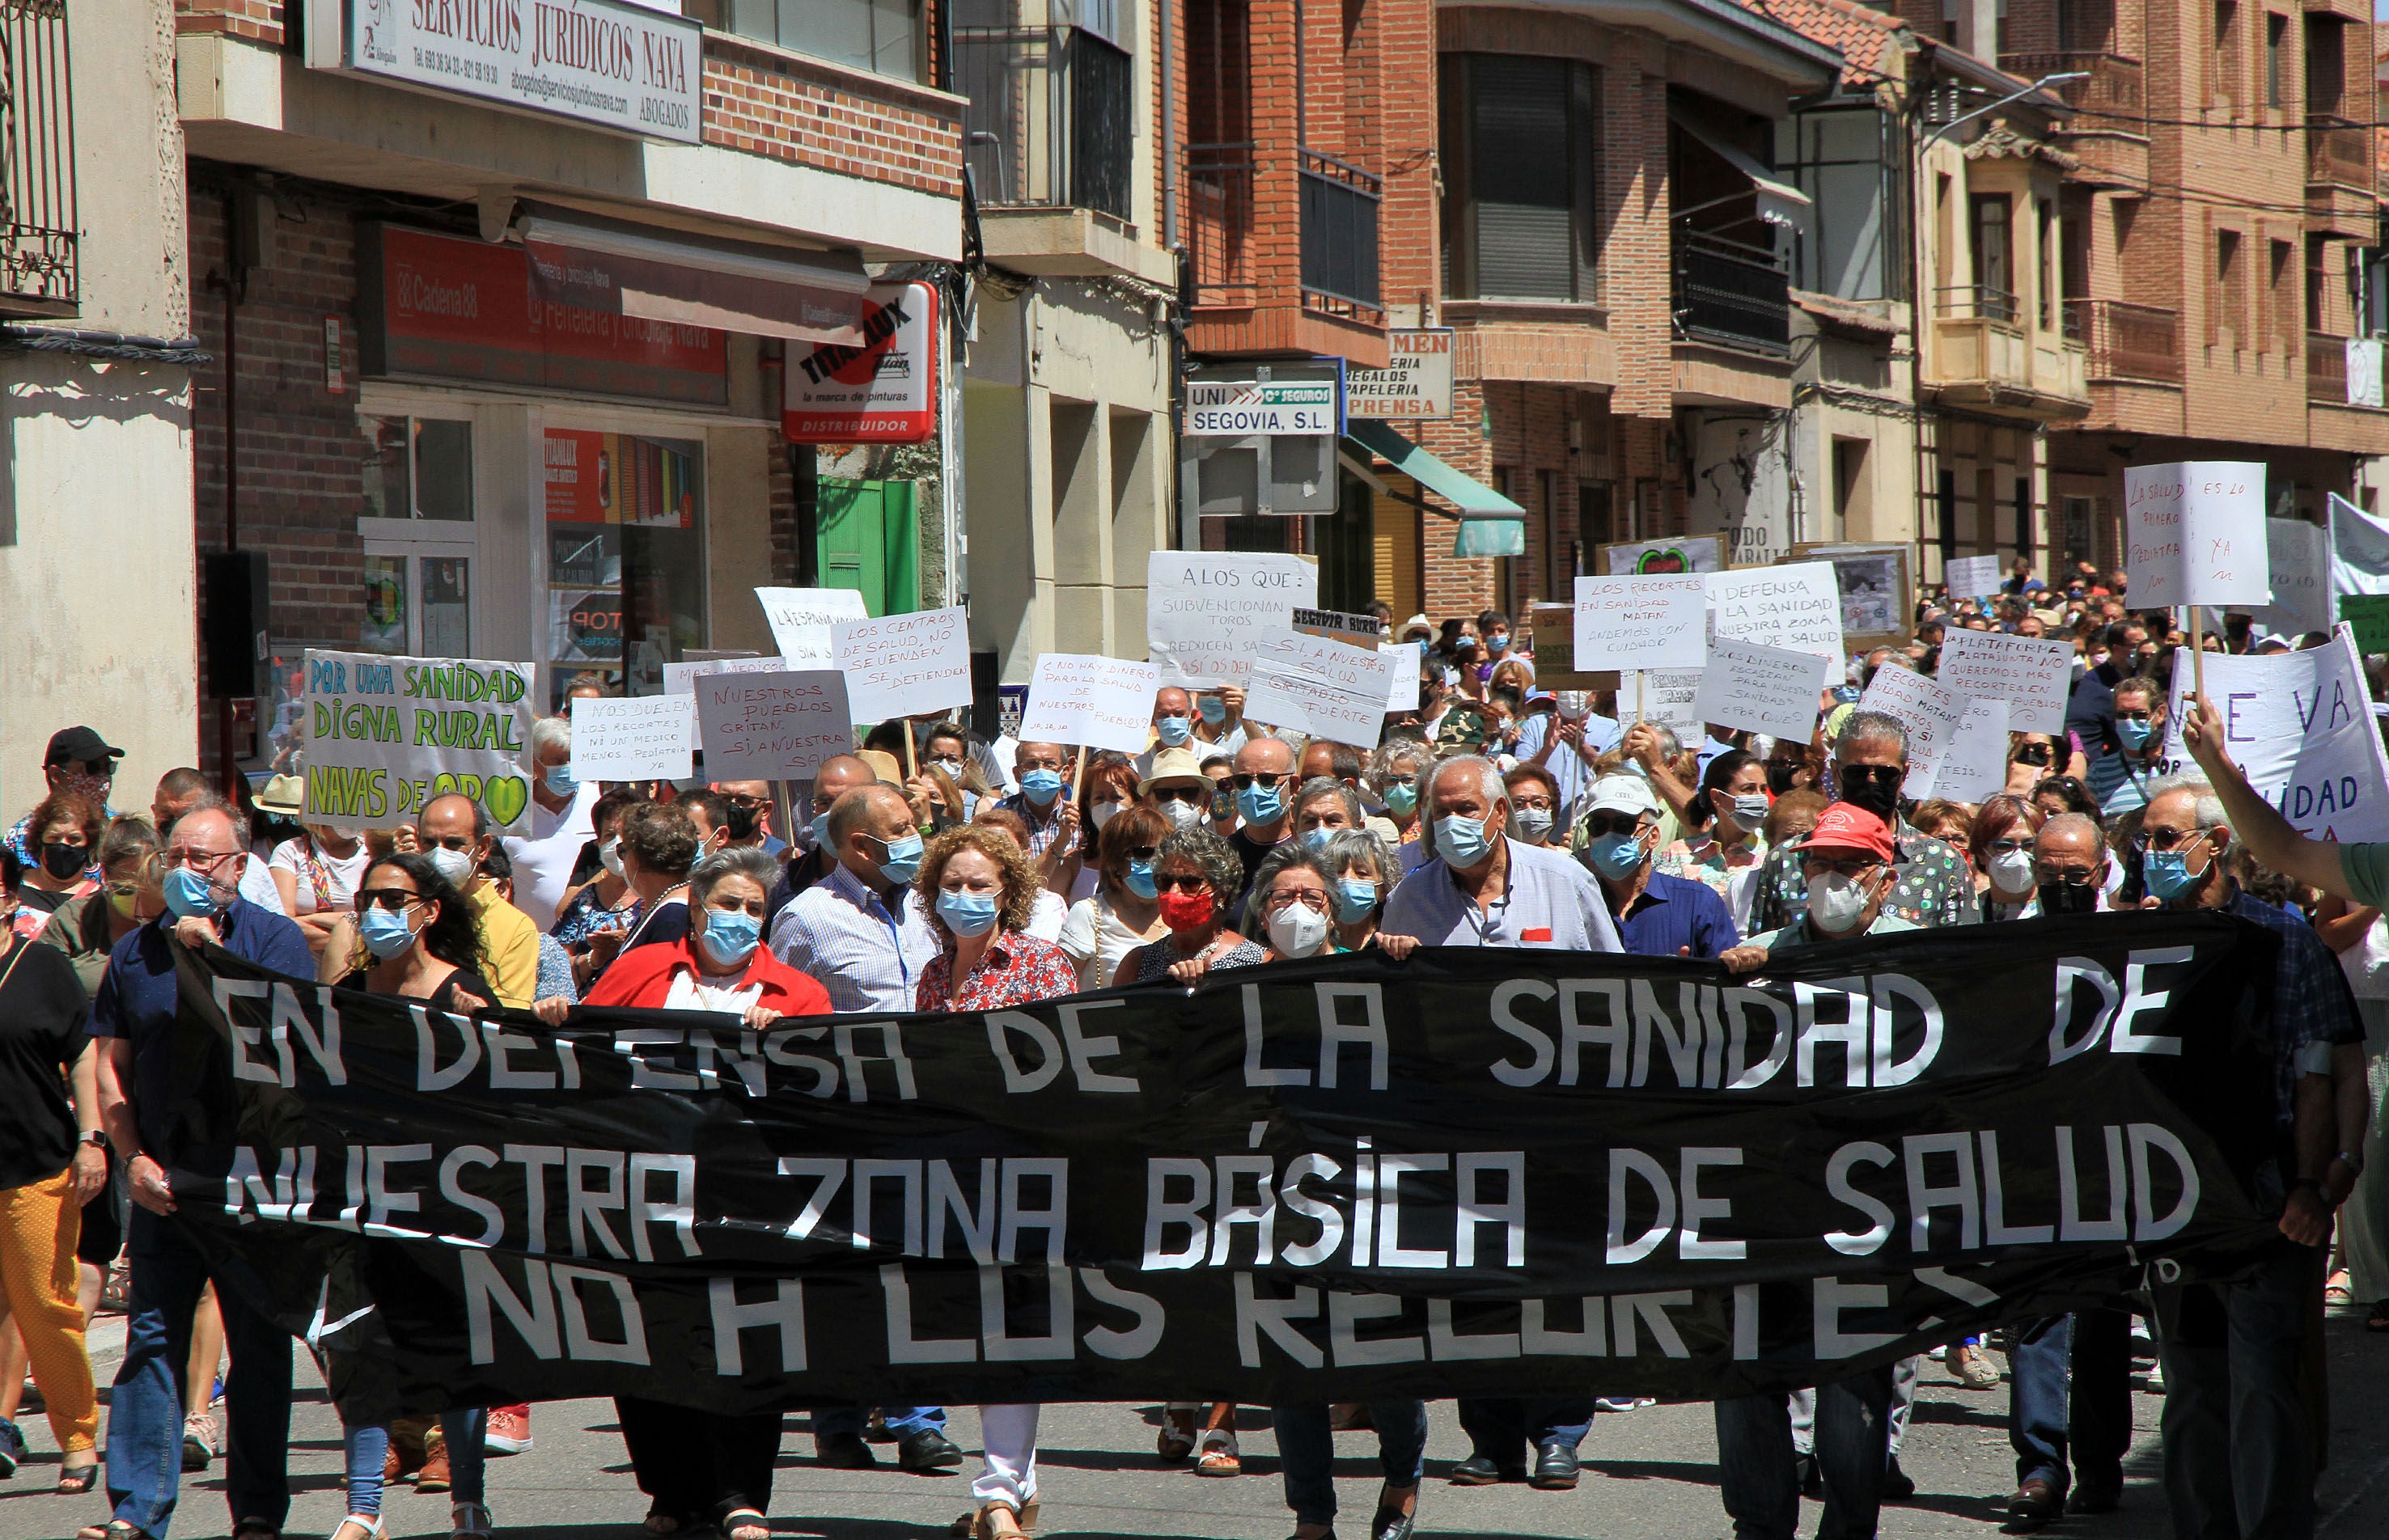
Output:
[1158, 889, 1215, 929]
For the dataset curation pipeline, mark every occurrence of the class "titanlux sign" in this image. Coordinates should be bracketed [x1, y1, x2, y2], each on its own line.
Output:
[164, 915, 2286, 1420]
[311, 0, 704, 145]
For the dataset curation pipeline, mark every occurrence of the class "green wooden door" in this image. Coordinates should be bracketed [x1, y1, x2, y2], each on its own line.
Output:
[816, 477, 921, 616]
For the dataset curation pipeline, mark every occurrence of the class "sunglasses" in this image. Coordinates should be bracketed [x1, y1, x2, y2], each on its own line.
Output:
[1582, 815, 1646, 840]
[354, 888, 423, 913]
[1231, 772, 1290, 790]
[1121, 844, 1161, 862]
[1150, 785, 1208, 805]
[2141, 827, 2209, 852]
[1155, 873, 1209, 893]
[1837, 764, 1903, 785]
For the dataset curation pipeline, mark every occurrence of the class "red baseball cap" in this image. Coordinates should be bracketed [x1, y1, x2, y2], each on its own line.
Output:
[1798, 802, 1896, 863]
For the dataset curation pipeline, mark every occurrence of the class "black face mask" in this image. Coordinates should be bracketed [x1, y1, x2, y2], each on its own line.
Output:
[724, 804, 761, 841]
[1839, 767, 1904, 820]
[2038, 875, 2099, 916]
[40, 841, 85, 882]
[1765, 764, 1800, 796]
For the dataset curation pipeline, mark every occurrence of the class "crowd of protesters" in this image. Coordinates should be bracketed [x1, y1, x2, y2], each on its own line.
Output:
[0, 550, 2378, 1540]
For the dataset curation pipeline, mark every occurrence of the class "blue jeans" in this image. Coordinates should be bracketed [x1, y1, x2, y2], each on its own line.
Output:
[344, 1424, 388, 1518]
[1454, 1397, 1595, 1462]
[106, 1208, 293, 1539]
[814, 1405, 945, 1439]
[2154, 1241, 2322, 1540]
[1716, 1367, 1893, 1540]
[2007, 1314, 2072, 1491]
[1273, 1401, 1427, 1527]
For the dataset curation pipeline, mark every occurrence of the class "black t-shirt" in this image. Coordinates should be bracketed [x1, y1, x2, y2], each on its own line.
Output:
[0, 937, 91, 1188]
[1228, 827, 1288, 916]
[340, 965, 499, 1013]
[15, 885, 77, 920]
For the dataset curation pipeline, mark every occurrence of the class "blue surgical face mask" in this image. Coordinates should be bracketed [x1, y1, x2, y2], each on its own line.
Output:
[870, 830, 926, 886]
[1019, 768, 1065, 806]
[544, 764, 579, 798]
[1156, 715, 1192, 747]
[1486, 632, 1510, 654]
[704, 908, 762, 964]
[1125, 857, 1159, 900]
[358, 906, 417, 959]
[808, 810, 832, 852]
[162, 866, 221, 919]
[1198, 695, 1227, 724]
[2116, 719, 2154, 751]
[2142, 840, 2207, 902]
[1586, 831, 1646, 881]
[1301, 825, 1335, 854]
[1238, 781, 1284, 826]
[936, 888, 1001, 938]
[1436, 813, 1494, 867]
[1383, 782, 1419, 816]
[1332, 877, 1379, 924]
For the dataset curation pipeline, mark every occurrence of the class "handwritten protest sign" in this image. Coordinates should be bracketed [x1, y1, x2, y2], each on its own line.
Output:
[1573, 574, 1708, 672]
[1707, 563, 1844, 661]
[1935, 629, 2073, 735]
[2248, 518, 2330, 637]
[1019, 654, 1159, 755]
[1926, 698, 2011, 803]
[1383, 642, 1422, 713]
[569, 695, 696, 781]
[1294, 607, 1384, 649]
[2124, 462, 2269, 607]
[693, 671, 854, 781]
[1245, 634, 1403, 747]
[663, 655, 788, 696]
[2340, 594, 2389, 654]
[1859, 666, 1963, 795]
[1693, 636, 1830, 740]
[302, 649, 536, 831]
[2158, 629, 2389, 840]
[1629, 669, 1705, 735]
[752, 586, 870, 666]
[1943, 554, 2004, 600]
[832, 606, 972, 721]
[1147, 552, 1316, 686]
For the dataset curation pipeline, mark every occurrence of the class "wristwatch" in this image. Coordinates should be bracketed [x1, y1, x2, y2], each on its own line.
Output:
[79, 1130, 107, 1149]
[2337, 1149, 2365, 1175]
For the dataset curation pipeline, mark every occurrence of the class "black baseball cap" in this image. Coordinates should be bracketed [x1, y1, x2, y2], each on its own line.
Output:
[44, 726, 124, 769]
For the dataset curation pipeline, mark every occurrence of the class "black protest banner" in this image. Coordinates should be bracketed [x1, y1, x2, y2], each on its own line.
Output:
[161, 912, 2287, 1422]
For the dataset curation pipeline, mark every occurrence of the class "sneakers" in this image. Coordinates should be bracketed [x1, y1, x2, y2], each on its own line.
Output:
[182, 1409, 219, 1474]
[483, 1404, 532, 1455]
[0, 1417, 24, 1479]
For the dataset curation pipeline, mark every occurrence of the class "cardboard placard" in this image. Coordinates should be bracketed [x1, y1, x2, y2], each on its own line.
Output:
[1525, 603, 1619, 692]
[2248, 517, 2331, 637]
[1572, 574, 1709, 674]
[1601, 535, 1724, 575]
[1629, 669, 1705, 735]
[663, 655, 790, 696]
[752, 586, 870, 666]
[1243, 634, 1403, 747]
[1294, 607, 1386, 648]
[1943, 553, 2005, 600]
[1693, 636, 1830, 741]
[301, 649, 536, 831]
[1383, 642, 1423, 713]
[2158, 628, 2389, 840]
[1707, 562, 1845, 661]
[1926, 698, 2011, 804]
[1857, 666, 1963, 796]
[832, 606, 972, 721]
[2338, 594, 2389, 655]
[2124, 461, 2270, 607]
[1146, 552, 1318, 686]
[1934, 629, 2073, 736]
[693, 670, 854, 781]
[569, 695, 696, 781]
[1019, 654, 1160, 755]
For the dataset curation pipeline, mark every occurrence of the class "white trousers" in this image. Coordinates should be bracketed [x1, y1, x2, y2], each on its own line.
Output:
[973, 1403, 1040, 1509]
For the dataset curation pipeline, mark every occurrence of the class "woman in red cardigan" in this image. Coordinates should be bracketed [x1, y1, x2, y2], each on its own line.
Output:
[536, 845, 828, 1540]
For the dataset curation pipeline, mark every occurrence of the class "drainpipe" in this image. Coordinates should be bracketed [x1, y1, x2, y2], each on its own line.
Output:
[1160, 0, 1176, 250]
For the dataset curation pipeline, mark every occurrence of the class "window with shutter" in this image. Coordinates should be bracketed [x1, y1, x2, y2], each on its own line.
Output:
[1442, 55, 1598, 301]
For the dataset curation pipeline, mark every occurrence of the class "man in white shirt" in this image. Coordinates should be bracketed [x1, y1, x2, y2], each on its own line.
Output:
[502, 715, 598, 930]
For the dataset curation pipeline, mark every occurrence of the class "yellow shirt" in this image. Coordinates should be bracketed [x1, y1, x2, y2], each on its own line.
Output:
[467, 884, 540, 1010]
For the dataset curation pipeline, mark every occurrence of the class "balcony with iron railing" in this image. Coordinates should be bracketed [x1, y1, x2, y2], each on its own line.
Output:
[1671, 229, 1788, 355]
[0, 0, 75, 319]
[1181, 143, 1383, 322]
[1298, 149, 1380, 318]
[2306, 116, 2375, 199]
[1999, 51, 2147, 188]
[1184, 141, 1258, 306]
[2065, 298, 2181, 384]
[957, 25, 1131, 220]
[2311, 332, 2348, 403]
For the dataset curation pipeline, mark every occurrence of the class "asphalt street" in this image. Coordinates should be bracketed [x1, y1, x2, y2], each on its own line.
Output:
[2, 1314, 2386, 1540]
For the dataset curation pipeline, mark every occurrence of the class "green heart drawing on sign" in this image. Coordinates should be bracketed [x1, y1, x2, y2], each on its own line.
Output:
[484, 776, 530, 828]
[1635, 549, 1691, 574]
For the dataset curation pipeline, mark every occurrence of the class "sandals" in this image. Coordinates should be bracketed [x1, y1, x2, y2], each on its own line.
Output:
[644, 1509, 689, 1536]
[2326, 1269, 2354, 1305]
[451, 1502, 495, 1539]
[1195, 1427, 1242, 1477]
[951, 1501, 1038, 1540]
[57, 1460, 100, 1495]
[331, 1517, 387, 1540]
[724, 1507, 772, 1540]
[1155, 1407, 1196, 1462]
[74, 1524, 156, 1540]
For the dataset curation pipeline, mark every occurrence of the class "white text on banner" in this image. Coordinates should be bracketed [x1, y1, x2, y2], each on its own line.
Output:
[1693, 637, 1830, 740]
[1019, 655, 1160, 755]
[1573, 574, 1708, 672]
[570, 695, 696, 781]
[1934, 630, 2073, 735]
[832, 606, 972, 721]
[694, 671, 854, 781]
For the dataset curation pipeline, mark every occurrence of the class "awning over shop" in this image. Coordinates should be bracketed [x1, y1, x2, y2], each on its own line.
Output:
[515, 201, 872, 345]
[1667, 106, 1813, 231]
[1343, 421, 1526, 558]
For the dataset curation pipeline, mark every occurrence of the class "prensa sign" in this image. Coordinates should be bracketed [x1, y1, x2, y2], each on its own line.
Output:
[782, 282, 939, 444]
[308, 0, 704, 145]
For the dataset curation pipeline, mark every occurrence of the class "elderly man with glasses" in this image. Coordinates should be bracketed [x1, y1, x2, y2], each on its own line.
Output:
[1743, 710, 1976, 935]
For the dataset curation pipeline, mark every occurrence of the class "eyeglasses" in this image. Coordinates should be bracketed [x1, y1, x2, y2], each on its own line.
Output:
[1983, 839, 2031, 857]
[1510, 795, 1555, 813]
[1582, 814, 1646, 840]
[1264, 888, 1330, 912]
[2141, 826, 2208, 852]
[1837, 763, 1904, 786]
[354, 888, 423, 913]
[1802, 857, 1882, 879]
[1155, 872, 1209, 893]
[164, 846, 239, 869]
[1231, 772, 1290, 790]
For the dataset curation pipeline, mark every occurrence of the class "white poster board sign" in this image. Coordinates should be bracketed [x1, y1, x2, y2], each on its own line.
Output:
[693, 671, 854, 781]
[1693, 636, 1830, 741]
[1146, 552, 1317, 686]
[1943, 554, 2005, 600]
[1929, 698, 2012, 804]
[2158, 628, 2389, 841]
[2247, 517, 2332, 637]
[1934, 630, 2073, 736]
[1383, 642, 1422, 712]
[1244, 634, 1403, 747]
[663, 655, 789, 696]
[1858, 666, 1964, 796]
[301, 649, 536, 831]
[1629, 669, 1706, 737]
[832, 606, 972, 721]
[1019, 655, 1160, 755]
[570, 695, 696, 781]
[1573, 574, 1708, 673]
[752, 586, 870, 666]
[1707, 562, 1845, 662]
[2124, 461, 2270, 607]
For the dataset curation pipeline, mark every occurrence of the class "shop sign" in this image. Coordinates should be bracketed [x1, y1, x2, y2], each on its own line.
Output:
[321, 0, 703, 145]
[543, 429, 698, 527]
[782, 283, 938, 444]
[1185, 378, 1341, 437]
[360, 224, 726, 404]
[1344, 328, 1454, 419]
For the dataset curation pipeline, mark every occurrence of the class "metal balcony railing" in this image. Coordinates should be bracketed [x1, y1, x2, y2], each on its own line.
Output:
[2066, 298, 2181, 383]
[0, 0, 75, 318]
[1184, 141, 1256, 305]
[955, 25, 1133, 222]
[1937, 284, 2021, 324]
[1298, 148, 1380, 315]
[2311, 332, 2348, 403]
[1672, 230, 1788, 354]
[2306, 116, 2374, 196]
[2000, 51, 2144, 121]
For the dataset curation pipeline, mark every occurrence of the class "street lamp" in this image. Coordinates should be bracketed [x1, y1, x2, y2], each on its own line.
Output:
[1922, 71, 2089, 151]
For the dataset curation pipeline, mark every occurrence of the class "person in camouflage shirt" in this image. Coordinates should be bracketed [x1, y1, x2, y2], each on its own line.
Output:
[1744, 709, 1977, 933]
